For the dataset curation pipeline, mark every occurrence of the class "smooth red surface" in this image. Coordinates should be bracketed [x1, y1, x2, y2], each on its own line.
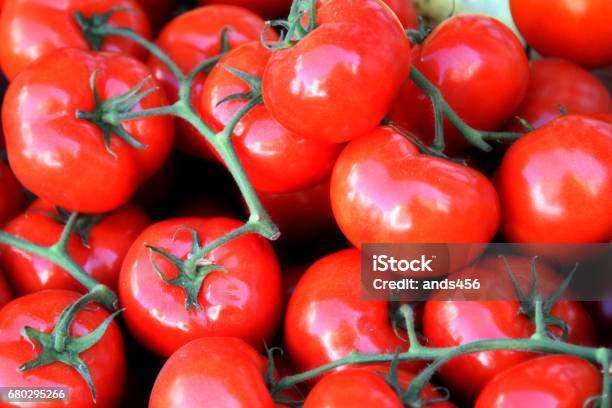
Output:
[262, 0, 411, 142]
[200, 42, 341, 193]
[331, 126, 500, 247]
[0, 200, 150, 294]
[389, 15, 529, 152]
[0, 290, 126, 408]
[506, 58, 611, 131]
[511, 0, 612, 67]
[383, 0, 418, 28]
[2, 48, 174, 213]
[424, 256, 596, 402]
[149, 5, 270, 158]
[150, 337, 275, 408]
[0, 160, 26, 227]
[198, 0, 292, 18]
[119, 217, 282, 357]
[475, 355, 601, 408]
[285, 249, 423, 376]
[498, 115, 612, 243]
[0, 0, 152, 80]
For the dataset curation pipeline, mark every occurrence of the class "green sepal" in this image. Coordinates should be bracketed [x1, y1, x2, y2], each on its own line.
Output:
[73, 7, 132, 51]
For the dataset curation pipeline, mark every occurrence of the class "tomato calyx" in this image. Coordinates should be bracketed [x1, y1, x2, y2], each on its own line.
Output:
[19, 288, 122, 401]
[73, 7, 132, 52]
[76, 71, 153, 157]
[262, 0, 317, 50]
[30, 207, 106, 248]
[216, 65, 263, 108]
[146, 227, 226, 311]
[405, 17, 432, 45]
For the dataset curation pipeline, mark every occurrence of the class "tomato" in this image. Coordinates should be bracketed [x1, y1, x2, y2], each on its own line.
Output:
[304, 365, 455, 408]
[0, 290, 126, 408]
[0, 159, 26, 227]
[200, 42, 341, 193]
[150, 336, 275, 408]
[0, 200, 150, 294]
[0, 269, 13, 308]
[389, 15, 529, 152]
[2, 48, 174, 213]
[475, 355, 601, 408]
[262, 0, 411, 143]
[136, 0, 175, 31]
[331, 126, 500, 249]
[119, 217, 282, 357]
[506, 59, 611, 131]
[383, 0, 418, 28]
[498, 115, 612, 243]
[285, 249, 422, 376]
[149, 5, 271, 158]
[510, 0, 612, 67]
[423, 255, 596, 402]
[198, 0, 292, 19]
[0, 0, 151, 80]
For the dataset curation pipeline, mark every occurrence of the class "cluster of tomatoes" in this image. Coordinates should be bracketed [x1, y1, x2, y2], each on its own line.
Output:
[0, 0, 611, 407]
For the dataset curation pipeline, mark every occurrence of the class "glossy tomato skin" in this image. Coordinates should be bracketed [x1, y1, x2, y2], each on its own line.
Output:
[506, 59, 611, 131]
[498, 115, 612, 243]
[285, 249, 422, 376]
[119, 217, 282, 357]
[383, 0, 418, 28]
[0, 200, 150, 294]
[0, 160, 26, 227]
[331, 126, 500, 248]
[475, 355, 601, 408]
[262, 0, 411, 143]
[149, 5, 271, 158]
[510, 0, 612, 67]
[198, 0, 291, 19]
[0, 0, 151, 80]
[424, 256, 596, 402]
[200, 42, 341, 193]
[150, 337, 275, 408]
[2, 48, 174, 214]
[389, 15, 529, 152]
[0, 290, 126, 408]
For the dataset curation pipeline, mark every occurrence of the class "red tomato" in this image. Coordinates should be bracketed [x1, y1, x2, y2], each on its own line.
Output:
[200, 42, 341, 193]
[424, 256, 596, 402]
[475, 355, 601, 408]
[262, 0, 411, 143]
[198, 0, 292, 19]
[304, 365, 455, 408]
[331, 126, 500, 248]
[389, 15, 529, 152]
[510, 0, 612, 67]
[0, 290, 126, 408]
[285, 249, 422, 376]
[0, 0, 151, 80]
[149, 5, 271, 158]
[506, 59, 611, 131]
[0, 269, 13, 308]
[136, 0, 175, 31]
[119, 217, 283, 357]
[498, 115, 612, 243]
[0, 160, 26, 227]
[2, 48, 174, 213]
[0, 200, 150, 294]
[383, 0, 418, 28]
[150, 337, 275, 408]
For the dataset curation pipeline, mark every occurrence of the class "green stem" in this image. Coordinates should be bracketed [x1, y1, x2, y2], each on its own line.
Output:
[599, 348, 611, 408]
[53, 288, 102, 351]
[118, 104, 180, 121]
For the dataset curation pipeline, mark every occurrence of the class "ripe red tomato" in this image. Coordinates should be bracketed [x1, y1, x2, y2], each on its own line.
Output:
[149, 5, 271, 158]
[0, 269, 13, 308]
[506, 59, 611, 131]
[498, 115, 612, 243]
[423, 256, 596, 402]
[383, 0, 418, 28]
[2, 48, 174, 214]
[0, 200, 150, 294]
[331, 126, 500, 248]
[150, 336, 275, 408]
[0, 159, 26, 227]
[0, 290, 126, 408]
[0, 0, 152, 80]
[262, 0, 411, 143]
[119, 217, 283, 357]
[200, 42, 341, 193]
[285, 249, 423, 376]
[475, 355, 601, 408]
[198, 0, 292, 19]
[304, 365, 455, 408]
[510, 0, 612, 67]
[389, 15, 529, 152]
